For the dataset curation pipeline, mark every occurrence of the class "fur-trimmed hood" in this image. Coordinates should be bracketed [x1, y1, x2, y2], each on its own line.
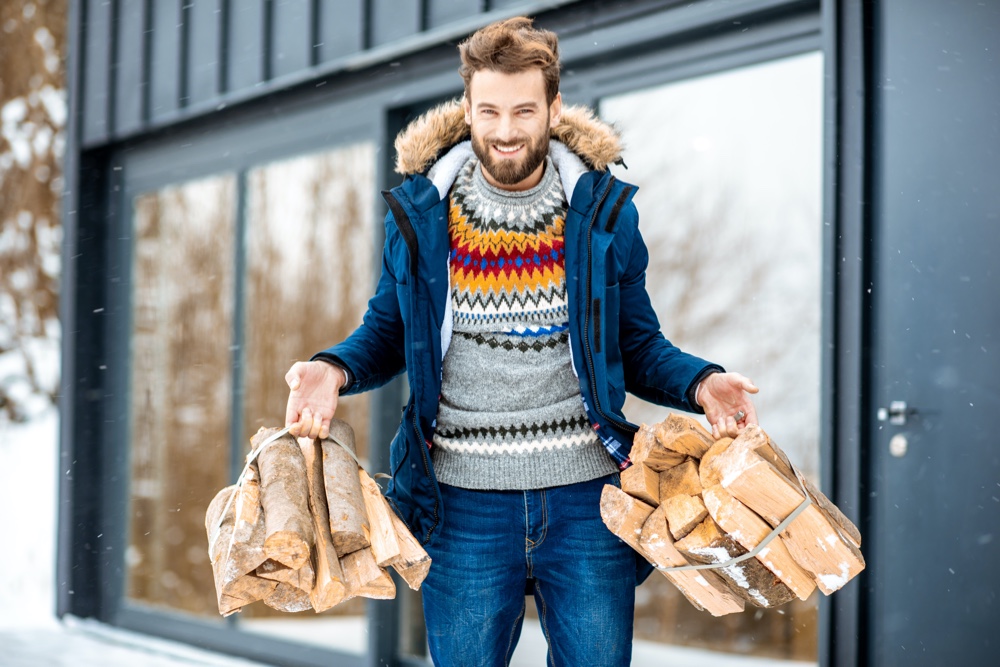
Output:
[394, 98, 623, 176]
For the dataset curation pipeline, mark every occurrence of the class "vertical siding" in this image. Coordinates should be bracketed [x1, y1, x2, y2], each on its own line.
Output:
[270, 0, 313, 77]
[186, 0, 223, 106]
[149, 0, 182, 122]
[226, 0, 267, 91]
[114, 0, 146, 135]
[370, 0, 422, 47]
[316, 0, 364, 62]
[427, 0, 481, 29]
[82, 0, 113, 144]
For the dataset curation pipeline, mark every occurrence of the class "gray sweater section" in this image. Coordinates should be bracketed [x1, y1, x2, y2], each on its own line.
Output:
[431, 159, 618, 490]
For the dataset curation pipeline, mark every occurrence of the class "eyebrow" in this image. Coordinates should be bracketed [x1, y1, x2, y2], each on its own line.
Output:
[475, 101, 540, 110]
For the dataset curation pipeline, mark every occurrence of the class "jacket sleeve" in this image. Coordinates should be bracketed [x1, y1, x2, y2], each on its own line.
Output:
[616, 204, 724, 412]
[311, 225, 407, 395]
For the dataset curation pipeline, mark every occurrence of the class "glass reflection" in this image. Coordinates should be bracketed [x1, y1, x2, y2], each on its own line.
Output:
[127, 175, 237, 617]
[235, 142, 377, 655]
[600, 52, 824, 662]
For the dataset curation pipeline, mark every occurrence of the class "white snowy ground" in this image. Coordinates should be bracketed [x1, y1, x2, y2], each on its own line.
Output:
[0, 408, 813, 667]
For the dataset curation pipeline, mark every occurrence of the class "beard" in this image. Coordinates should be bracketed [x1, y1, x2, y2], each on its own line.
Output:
[471, 125, 550, 187]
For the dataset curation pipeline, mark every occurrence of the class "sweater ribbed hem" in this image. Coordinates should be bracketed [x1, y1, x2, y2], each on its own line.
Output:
[430, 440, 619, 491]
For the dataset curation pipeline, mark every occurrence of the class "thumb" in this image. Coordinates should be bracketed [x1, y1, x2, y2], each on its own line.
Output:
[285, 368, 301, 391]
[742, 377, 759, 394]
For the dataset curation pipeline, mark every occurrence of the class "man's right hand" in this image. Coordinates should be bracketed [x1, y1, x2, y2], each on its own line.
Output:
[284, 360, 346, 440]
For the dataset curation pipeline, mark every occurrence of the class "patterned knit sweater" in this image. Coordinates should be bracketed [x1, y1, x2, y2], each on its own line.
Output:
[431, 157, 618, 490]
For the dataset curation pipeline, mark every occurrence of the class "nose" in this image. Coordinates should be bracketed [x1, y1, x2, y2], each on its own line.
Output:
[495, 112, 516, 142]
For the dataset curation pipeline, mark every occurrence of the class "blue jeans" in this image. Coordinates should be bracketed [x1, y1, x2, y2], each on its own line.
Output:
[421, 474, 635, 667]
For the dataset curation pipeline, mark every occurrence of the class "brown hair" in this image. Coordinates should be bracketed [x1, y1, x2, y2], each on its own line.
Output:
[458, 17, 561, 104]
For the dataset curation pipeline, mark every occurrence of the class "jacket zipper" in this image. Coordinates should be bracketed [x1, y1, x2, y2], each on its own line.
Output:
[383, 189, 441, 545]
[584, 177, 639, 435]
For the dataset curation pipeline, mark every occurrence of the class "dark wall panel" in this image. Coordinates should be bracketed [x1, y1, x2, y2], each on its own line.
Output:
[149, 0, 182, 121]
[186, 0, 222, 106]
[114, 0, 146, 135]
[316, 0, 364, 62]
[82, 0, 113, 144]
[427, 0, 482, 29]
[226, 0, 266, 91]
[370, 0, 421, 47]
[271, 0, 313, 78]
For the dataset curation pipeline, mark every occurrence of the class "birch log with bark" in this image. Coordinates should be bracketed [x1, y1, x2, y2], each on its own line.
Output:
[321, 419, 370, 555]
[254, 427, 314, 569]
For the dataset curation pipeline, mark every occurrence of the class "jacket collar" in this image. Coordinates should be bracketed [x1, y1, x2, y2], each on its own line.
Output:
[393, 98, 624, 203]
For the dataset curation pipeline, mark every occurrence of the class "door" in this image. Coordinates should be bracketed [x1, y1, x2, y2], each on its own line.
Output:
[868, 2, 1000, 664]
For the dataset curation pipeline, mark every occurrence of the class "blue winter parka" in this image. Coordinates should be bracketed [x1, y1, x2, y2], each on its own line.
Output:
[313, 100, 722, 553]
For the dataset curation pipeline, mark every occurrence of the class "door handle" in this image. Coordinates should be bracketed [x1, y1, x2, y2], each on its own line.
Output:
[877, 400, 913, 426]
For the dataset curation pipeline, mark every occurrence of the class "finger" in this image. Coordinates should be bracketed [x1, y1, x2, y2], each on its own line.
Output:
[289, 421, 302, 437]
[319, 419, 330, 441]
[742, 377, 759, 394]
[725, 415, 739, 438]
[307, 411, 322, 439]
[299, 408, 314, 440]
[745, 403, 759, 426]
[285, 364, 302, 391]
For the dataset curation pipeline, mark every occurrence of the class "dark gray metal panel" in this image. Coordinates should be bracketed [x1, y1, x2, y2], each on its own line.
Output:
[316, 0, 364, 62]
[149, 0, 182, 121]
[82, 0, 113, 145]
[226, 0, 267, 91]
[489, 0, 528, 9]
[114, 0, 146, 135]
[271, 0, 313, 77]
[427, 0, 482, 29]
[187, 0, 223, 106]
[819, 1, 871, 665]
[370, 0, 422, 47]
[869, 1, 1000, 665]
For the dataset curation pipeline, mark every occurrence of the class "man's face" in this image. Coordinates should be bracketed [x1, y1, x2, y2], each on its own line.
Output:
[464, 68, 562, 191]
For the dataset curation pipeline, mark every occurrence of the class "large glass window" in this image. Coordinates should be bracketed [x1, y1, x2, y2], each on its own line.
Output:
[600, 52, 824, 663]
[127, 175, 237, 618]
[125, 142, 378, 658]
[234, 142, 377, 655]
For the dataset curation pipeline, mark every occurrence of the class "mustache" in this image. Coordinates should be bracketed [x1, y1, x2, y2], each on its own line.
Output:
[486, 137, 531, 148]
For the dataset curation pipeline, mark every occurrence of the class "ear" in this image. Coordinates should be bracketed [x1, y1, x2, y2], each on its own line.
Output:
[462, 96, 471, 126]
[549, 92, 563, 129]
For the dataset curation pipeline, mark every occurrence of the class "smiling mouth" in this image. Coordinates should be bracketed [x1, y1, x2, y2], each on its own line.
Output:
[492, 143, 524, 155]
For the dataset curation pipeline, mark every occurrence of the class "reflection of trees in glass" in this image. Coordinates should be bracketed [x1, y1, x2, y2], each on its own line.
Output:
[241, 143, 376, 622]
[602, 53, 823, 661]
[128, 176, 236, 616]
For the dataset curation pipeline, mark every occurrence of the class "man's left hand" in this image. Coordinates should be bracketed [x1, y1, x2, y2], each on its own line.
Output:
[696, 372, 759, 439]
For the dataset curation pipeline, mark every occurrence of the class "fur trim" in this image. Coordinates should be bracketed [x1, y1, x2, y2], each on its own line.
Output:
[394, 98, 623, 175]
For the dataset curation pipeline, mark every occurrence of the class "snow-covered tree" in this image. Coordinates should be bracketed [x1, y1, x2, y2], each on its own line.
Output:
[0, 0, 66, 421]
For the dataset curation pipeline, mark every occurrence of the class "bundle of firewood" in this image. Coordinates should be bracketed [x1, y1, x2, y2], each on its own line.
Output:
[601, 414, 864, 617]
[204, 420, 430, 616]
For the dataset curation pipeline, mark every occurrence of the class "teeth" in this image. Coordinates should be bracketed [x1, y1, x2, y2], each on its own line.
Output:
[494, 144, 523, 154]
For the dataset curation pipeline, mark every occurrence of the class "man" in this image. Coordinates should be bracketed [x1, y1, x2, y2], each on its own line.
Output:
[285, 17, 758, 666]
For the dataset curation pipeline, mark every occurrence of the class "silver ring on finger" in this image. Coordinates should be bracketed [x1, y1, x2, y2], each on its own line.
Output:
[734, 410, 746, 422]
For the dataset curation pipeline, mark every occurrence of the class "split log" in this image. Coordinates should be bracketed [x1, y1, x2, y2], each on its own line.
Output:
[621, 463, 660, 506]
[298, 436, 347, 611]
[661, 493, 708, 540]
[636, 503, 745, 616]
[254, 427, 314, 569]
[256, 558, 315, 594]
[699, 437, 734, 489]
[204, 482, 277, 615]
[386, 509, 432, 590]
[754, 437, 862, 549]
[321, 420, 370, 556]
[629, 424, 686, 472]
[713, 433, 865, 593]
[264, 581, 313, 612]
[653, 414, 714, 459]
[659, 459, 702, 499]
[341, 547, 395, 601]
[702, 484, 817, 601]
[359, 470, 402, 567]
[673, 516, 796, 608]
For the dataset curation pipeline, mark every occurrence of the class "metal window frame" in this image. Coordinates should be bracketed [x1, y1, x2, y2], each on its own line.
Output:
[56, 1, 865, 666]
